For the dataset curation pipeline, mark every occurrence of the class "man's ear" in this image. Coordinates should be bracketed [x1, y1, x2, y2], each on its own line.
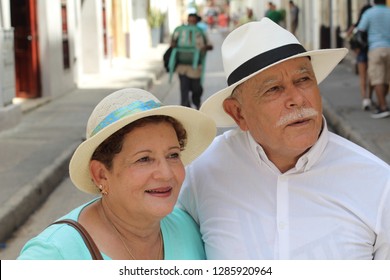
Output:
[223, 98, 249, 131]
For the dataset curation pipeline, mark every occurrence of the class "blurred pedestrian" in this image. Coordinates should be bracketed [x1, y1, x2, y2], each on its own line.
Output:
[357, 0, 390, 119]
[289, 1, 299, 35]
[196, 14, 208, 32]
[217, 10, 230, 32]
[17, 88, 216, 259]
[170, 13, 213, 109]
[204, 2, 219, 31]
[238, 7, 256, 26]
[265, 2, 283, 25]
[347, 3, 374, 111]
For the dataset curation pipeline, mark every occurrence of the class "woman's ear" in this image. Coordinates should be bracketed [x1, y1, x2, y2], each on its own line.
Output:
[223, 98, 249, 131]
[89, 160, 109, 187]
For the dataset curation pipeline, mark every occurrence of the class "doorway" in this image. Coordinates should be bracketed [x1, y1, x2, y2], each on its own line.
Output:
[10, 0, 41, 98]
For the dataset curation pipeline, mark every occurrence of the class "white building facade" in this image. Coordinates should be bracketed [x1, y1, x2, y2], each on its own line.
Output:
[0, 0, 388, 132]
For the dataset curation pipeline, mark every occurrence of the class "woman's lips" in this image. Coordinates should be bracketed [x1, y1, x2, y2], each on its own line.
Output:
[145, 187, 172, 196]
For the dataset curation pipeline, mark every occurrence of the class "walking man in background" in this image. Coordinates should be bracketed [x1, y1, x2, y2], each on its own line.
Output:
[357, 0, 390, 119]
[347, 3, 373, 111]
[170, 13, 213, 109]
[265, 2, 283, 25]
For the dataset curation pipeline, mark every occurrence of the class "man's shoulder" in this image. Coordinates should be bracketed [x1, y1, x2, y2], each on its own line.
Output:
[174, 24, 205, 34]
[328, 132, 390, 170]
[211, 128, 247, 147]
[367, 5, 390, 15]
[191, 129, 249, 164]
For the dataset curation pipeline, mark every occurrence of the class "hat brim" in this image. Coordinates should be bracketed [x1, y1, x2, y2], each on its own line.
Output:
[200, 48, 348, 127]
[69, 106, 216, 194]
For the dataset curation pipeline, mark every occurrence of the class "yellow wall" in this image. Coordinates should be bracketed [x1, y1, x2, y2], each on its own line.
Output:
[111, 0, 126, 57]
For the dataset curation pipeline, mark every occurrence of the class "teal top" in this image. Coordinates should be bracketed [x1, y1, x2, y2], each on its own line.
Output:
[17, 199, 205, 260]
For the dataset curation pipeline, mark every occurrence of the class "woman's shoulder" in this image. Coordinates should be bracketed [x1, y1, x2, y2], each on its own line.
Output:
[162, 207, 198, 229]
[17, 220, 89, 259]
[161, 207, 205, 260]
[17, 199, 100, 260]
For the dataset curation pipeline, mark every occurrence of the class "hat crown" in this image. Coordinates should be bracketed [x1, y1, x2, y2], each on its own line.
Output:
[222, 17, 300, 79]
[86, 88, 161, 139]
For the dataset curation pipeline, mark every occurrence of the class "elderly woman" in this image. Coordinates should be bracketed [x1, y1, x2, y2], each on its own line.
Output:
[17, 88, 216, 260]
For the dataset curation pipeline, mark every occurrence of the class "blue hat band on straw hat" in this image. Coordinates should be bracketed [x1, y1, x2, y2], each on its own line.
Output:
[91, 100, 162, 137]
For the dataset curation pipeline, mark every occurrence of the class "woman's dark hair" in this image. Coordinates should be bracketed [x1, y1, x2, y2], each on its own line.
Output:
[91, 115, 187, 169]
[374, 0, 386, 5]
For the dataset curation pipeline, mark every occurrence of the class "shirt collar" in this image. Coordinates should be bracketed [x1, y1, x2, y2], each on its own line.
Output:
[247, 116, 330, 173]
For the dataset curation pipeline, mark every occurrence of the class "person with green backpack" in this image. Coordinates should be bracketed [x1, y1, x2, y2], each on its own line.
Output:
[169, 13, 213, 110]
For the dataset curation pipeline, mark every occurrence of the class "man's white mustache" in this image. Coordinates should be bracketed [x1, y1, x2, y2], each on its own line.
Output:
[275, 108, 319, 127]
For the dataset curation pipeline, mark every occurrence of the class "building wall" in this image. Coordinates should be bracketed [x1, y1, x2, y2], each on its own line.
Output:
[0, 0, 21, 131]
[37, 0, 76, 98]
[0, 28, 16, 106]
[0, 0, 11, 28]
[80, 0, 104, 73]
[129, 0, 150, 58]
[0, 0, 16, 107]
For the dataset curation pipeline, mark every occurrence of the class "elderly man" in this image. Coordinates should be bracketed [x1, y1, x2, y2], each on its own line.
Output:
[178, 18, 390, 259]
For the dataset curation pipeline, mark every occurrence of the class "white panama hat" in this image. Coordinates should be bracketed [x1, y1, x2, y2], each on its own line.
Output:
[200, 17, 348, 127]
[69, 88, 216, 194]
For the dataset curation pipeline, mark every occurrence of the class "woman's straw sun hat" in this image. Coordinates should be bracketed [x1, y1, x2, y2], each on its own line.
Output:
[69, 88, 216, 194]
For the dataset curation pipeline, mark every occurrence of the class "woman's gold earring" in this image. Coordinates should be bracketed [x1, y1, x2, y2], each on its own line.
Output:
[99, 185, 108, 195]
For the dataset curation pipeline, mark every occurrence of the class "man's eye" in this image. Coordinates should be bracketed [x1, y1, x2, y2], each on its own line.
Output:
[265, 86, 281, 94]
[268, 87, 278, 92]
[297, 77, 310, 83]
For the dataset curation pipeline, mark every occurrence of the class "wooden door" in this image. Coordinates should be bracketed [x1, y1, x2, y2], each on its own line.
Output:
[11, 0, 41, 98]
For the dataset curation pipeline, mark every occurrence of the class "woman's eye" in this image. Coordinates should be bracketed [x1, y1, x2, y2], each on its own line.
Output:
[168, 152, 180, 159]
[136, 156, 150, 163]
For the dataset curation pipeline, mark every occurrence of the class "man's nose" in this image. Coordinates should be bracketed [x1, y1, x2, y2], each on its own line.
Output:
[286, 86, 306, 108]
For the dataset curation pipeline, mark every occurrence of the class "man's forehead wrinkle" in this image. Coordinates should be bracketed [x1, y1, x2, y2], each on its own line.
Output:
[240, 60, 314, 96]
[260, 62, 312, 82]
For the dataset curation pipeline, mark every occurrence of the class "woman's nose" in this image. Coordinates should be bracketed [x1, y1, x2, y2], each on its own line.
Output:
[153, 159, 174, 179]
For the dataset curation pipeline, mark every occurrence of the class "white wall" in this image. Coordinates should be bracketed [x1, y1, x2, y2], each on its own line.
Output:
[0, 28, 15, 106]
[80, 0, 104, 73]
[37, 0, 76, 98]
[129, 0, 150, 58]
[0, 0, 11, 28]
[0, 0, 20, 130]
